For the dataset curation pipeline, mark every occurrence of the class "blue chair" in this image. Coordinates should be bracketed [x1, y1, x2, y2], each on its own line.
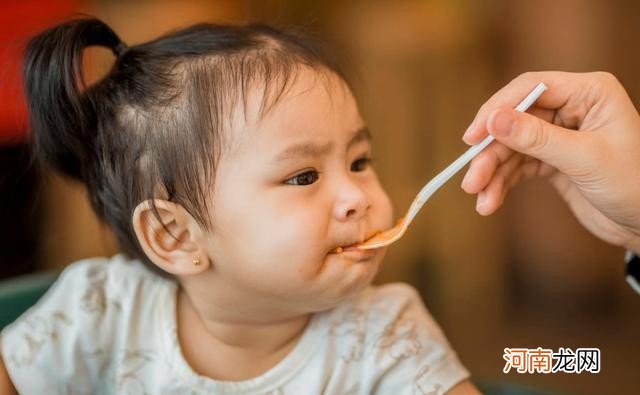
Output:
[0, 271, 58, 330]
[476, 380, 560, 395]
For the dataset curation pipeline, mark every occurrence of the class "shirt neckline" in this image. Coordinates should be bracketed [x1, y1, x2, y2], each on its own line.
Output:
[159, 281, 323, 394]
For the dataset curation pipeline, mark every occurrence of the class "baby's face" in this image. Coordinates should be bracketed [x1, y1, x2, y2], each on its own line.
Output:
[202, 68, 393, 314]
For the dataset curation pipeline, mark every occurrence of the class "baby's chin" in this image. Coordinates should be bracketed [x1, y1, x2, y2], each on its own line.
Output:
[304, 278, 376, 314]
[307, 248, 385, 311]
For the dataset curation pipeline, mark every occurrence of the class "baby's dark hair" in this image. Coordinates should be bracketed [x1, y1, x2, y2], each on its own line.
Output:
[24, 17, 346, 270]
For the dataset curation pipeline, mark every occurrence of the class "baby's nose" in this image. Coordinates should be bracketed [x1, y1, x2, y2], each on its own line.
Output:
[333, 182, 371, 221]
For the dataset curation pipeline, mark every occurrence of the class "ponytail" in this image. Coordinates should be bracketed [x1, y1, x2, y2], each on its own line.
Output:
[23, 18, 124, 181]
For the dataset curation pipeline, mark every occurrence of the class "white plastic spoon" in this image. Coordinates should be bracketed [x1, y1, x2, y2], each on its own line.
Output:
[354, 82, 548, 250]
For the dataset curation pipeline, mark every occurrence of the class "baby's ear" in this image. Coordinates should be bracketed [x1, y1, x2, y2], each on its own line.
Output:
[132, 199, 210, 275]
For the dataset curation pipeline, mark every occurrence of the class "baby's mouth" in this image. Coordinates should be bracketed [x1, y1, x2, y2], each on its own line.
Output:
[331, 230, 383, 254]
[332, 245, 356, 254]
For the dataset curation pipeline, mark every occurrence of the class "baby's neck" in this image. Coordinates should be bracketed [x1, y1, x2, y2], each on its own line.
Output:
[176, 287, 311, 381]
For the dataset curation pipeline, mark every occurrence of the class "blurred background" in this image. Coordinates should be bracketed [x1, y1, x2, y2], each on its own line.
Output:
[2, 0, 640, 393]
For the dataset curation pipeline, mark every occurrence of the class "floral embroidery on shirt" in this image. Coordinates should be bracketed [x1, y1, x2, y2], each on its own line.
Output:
[115, 348, 155, 395]
[6, 311, 71, 368]
[328, 307, 367, 363]
[80, 265, 121, 315]
[413, 364, 444, 395]
[373, 317, 422, 361]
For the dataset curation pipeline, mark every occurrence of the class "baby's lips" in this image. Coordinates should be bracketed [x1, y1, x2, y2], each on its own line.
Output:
[331, 229, 384, 253]
[331, 243, 355, 254]
[330, 241, 360, 254]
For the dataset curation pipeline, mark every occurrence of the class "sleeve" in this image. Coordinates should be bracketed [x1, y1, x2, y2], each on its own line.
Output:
[363, 283, 471, 395]
[624, 250, 640, 295]
[0, 258, 115, 394]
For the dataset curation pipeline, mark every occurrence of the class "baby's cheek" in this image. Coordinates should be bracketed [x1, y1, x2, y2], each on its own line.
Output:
[266, 220, 326, 281]
[295, 251, 327, 282]
[252, 228, 323, 282]
[376, 189, 394, 229]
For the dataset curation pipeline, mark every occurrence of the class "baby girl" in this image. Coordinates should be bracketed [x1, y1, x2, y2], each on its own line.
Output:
[0, 17, 478, 394]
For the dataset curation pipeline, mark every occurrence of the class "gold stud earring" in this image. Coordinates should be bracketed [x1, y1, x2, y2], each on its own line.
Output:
[192, 257, 201, 266]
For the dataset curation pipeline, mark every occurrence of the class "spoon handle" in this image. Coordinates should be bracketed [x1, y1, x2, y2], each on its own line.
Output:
[406, 82, 548, 222]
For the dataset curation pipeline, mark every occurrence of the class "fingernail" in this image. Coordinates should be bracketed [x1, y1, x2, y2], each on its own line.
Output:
[476, 192, 487, 210]
[490, 110, 514, 137]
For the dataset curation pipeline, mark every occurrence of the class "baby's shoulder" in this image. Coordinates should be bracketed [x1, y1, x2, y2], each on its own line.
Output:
[316, 284, 469, 393]
[22, 254, 166, 329]
[27, 254, 163, 322]
[59, 253, 158, 289]
[62, 254, 165, 302]
[0, 255, 168, 380]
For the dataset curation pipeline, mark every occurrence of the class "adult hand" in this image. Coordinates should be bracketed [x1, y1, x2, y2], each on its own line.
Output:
[460, 71, 640, 254]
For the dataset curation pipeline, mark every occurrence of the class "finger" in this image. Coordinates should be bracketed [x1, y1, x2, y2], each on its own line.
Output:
[485, 107, 591, 177]
[526, 106, 556, 124]
[476, 154, 560, 216]
[462, 71, 612, 144]
[461, 105, 556, 192]
[522, 155, 556, 178]
[475, 153, 524, 215]
[461, 141, 515, 193]
[462, 105, 556, 147]
[494, 160, 551, 206]
[477, 156, 557, 216]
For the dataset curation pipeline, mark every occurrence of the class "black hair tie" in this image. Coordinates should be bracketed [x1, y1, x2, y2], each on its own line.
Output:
[113, 42, 127, 58]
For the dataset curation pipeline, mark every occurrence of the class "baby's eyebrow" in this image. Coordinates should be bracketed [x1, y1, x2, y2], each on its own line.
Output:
[274, 126, 371, 163]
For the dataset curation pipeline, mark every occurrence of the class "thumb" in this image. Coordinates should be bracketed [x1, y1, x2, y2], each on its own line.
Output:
[487, 108, 585, 174]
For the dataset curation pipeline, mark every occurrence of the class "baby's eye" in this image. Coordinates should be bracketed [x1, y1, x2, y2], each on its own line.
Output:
[284, 170, 319, 186]
[351, 156, 373, 172]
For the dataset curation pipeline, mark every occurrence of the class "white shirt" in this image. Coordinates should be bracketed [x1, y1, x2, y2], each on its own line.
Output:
[2, 254, 469, 394]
